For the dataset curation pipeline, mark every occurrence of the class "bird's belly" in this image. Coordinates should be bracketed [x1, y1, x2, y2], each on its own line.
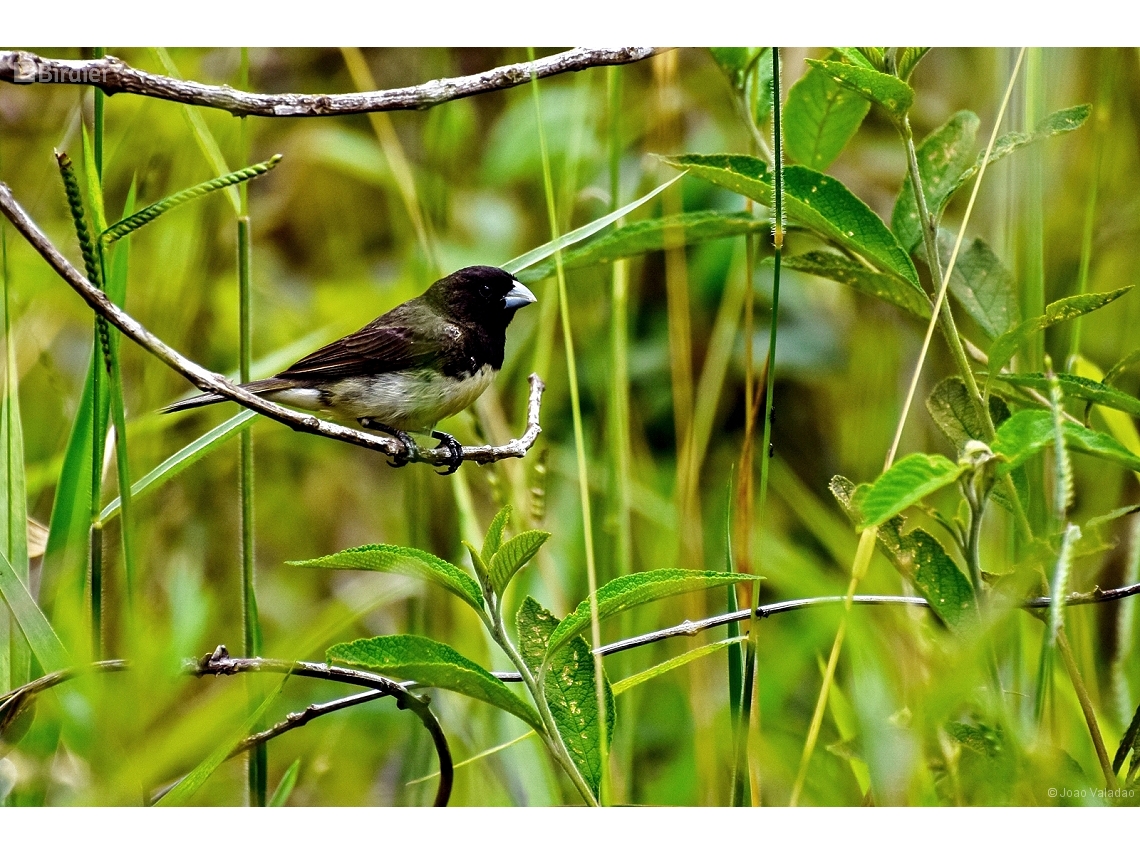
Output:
[310, 366, 497, 430]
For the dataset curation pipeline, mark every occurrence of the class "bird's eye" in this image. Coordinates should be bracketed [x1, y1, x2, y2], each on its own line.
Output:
[479, 283, 492, 299]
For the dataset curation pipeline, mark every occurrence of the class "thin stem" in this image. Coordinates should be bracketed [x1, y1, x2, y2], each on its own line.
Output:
[1056, 629, 1118, 788]
[528, 47, 608, 805]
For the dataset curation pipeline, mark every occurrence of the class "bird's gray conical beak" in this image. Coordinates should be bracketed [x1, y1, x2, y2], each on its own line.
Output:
[504, 280, 537, 311]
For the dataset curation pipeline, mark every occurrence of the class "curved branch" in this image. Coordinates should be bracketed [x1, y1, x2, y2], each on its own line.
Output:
[189, 646, 453, 806]
[0, 183, 544, 470]
[0, 48, 664, 117]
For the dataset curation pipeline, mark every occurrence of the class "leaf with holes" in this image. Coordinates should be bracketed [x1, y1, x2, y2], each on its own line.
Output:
[328, 634, 543, 733]
[892, 111, 980, 252]
[291, 544, 483, 613]
[517, 597, 614, 797]
[663, 154, 918, 288]
[804, 59, 914, 123]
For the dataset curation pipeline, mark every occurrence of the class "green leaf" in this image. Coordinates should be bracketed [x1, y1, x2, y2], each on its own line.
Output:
[504, 173, 683, 276]
[942, 104, 1091, 229]
[831, 476, 974, 628]
[101, 156, 282, 244]
[896, 48, 930, 82]
[516, 598, 614, 797]
[1104, 348, 1140, 387]
[783, 251, 930, 318]
[0, 552, 69, 673]
[892, 111, 980, 252]
[926, 377, 1011, 453]
[268, 758, 301, 807]
[784, 56, 871, 170]
[517, 211, 769, 285]
[488, 530, 550, 597]
[942, 233, 1020, 340]
[991, 372, 1140, 419]
[328, 634, 543, 733]
[992, 409, 1140, 475]
[988, 286, 1133, 371]
[832, 48, 876, 70]
[545, 569, 758, 666]
[856, 453, 967, 529]
[2, 251, 30, 693]
[709, 48, 763, 91]
[481, 505, 512, 566]
[925, 377, 1025, 513]
[663, 154, 919, 287]
[803, 58, 914, 124]
[290, 544, 484, 613]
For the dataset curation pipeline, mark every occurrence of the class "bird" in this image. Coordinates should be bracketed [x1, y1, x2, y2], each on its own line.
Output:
[164, 265, 537, 474]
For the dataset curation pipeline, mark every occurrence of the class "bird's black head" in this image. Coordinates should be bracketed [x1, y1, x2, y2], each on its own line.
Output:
[426, 266, 537, 330]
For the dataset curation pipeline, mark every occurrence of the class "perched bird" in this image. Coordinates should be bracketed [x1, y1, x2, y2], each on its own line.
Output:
[164, 265, 537, 474]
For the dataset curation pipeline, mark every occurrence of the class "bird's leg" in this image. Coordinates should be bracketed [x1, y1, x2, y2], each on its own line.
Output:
[430, 430, 464, 476]
[358, 418, 417, 468]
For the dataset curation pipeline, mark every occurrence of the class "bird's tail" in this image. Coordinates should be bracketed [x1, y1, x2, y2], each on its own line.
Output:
[161, 378, 293, 414]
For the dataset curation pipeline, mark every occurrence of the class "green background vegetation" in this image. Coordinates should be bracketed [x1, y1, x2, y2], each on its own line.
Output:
[1, 47, 1139, 806]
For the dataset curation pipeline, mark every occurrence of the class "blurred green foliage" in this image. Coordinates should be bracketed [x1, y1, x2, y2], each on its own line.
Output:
[1, 47, 1139, 806]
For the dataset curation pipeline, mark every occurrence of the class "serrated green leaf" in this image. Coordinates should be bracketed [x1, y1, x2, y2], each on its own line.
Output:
[481, 505, 512, 566]
[857, 453, 967, 529]
[516, 597, 614, 797]
[290, 544, 484, 613]
[892, 111, 981, 252]
[896, 48, 930, 82]
[329, 634, 544, 733]
[545, 569, 758, 665]
[831, 475, 974, 628]
[462, 540, 491, 595]
[489, 530, 549, 597]
[517, 211, 768, 285]
[988, 286, 1133, 371]
[709, 48, 763, 91]
[664, 154, 918, 288]
[784, 251, 930, 318]
[804, 58, 914, 123]
[992, 409, 1140, 474]
[856, 48, 888, 72]
[784, 56, 871, 170]
[991, 372, 1140, 419]
[942, 233, 1020, 340]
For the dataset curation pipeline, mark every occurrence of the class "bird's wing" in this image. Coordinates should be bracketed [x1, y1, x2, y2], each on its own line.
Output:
[276, 316, 450, 381]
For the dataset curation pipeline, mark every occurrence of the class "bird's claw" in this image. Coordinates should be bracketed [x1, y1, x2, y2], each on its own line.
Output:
[431, 430, 463, 475]
[359, 418, 417, 468]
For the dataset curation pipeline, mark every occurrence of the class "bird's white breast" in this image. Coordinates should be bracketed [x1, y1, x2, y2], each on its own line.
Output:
[268, 365, 497, 431]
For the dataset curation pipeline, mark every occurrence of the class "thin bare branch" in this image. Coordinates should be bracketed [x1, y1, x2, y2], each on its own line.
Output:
[0, 181, 544, 470]
[189, 645, 453, 806]
[0, 48, 664, 117]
